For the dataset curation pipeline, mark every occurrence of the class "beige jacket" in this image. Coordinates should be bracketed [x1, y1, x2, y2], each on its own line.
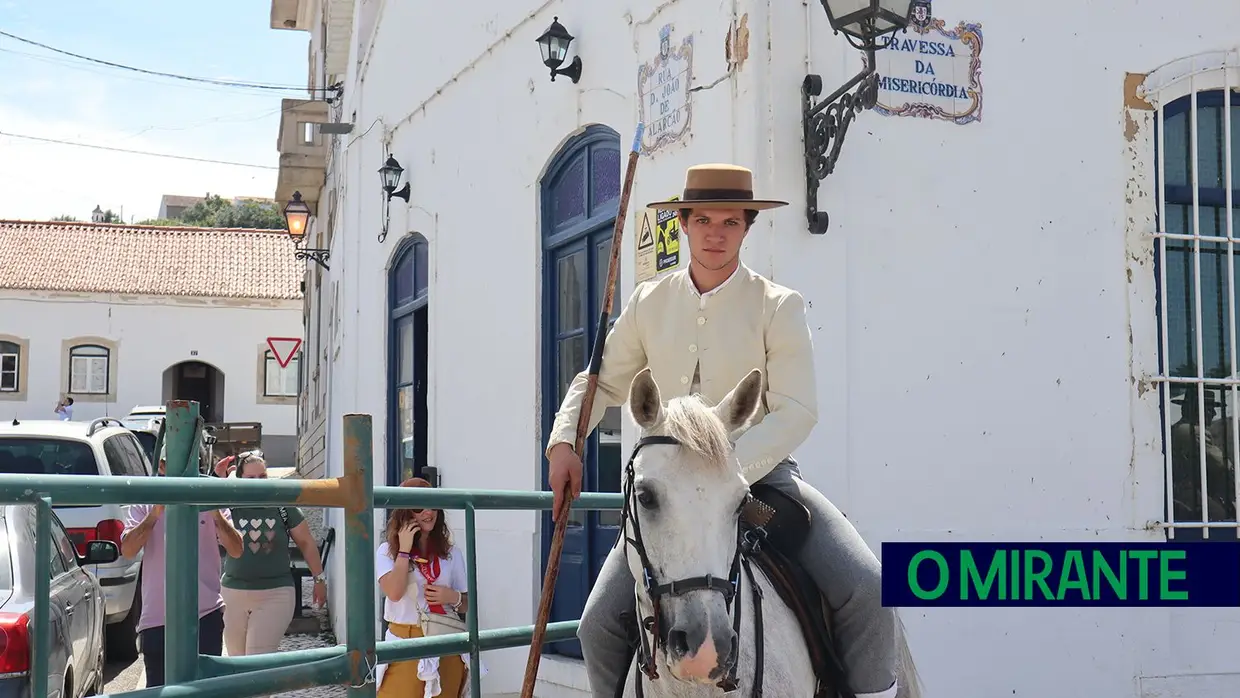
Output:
[547, 263, 819, 483]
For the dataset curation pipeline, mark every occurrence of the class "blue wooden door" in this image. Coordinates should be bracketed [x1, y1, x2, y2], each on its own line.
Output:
[542, 126, 623, 657]
[389, 236, 429, 487]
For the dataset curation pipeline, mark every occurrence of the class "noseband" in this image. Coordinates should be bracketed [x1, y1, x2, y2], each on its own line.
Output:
[620, 435, 766, 697]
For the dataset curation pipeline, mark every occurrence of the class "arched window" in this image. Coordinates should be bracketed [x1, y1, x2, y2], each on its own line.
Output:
[1152, 80, 1240, 537]
[69, 344, 110, 395]
[539, 125, 623, 657]
[388, 234, 430, 486]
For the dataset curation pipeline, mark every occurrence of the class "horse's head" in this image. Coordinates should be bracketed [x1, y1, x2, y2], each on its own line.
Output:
[623, 367, 764, 685]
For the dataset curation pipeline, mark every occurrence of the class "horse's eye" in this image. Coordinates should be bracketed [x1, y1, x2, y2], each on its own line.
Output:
[636, 489, 657, 509]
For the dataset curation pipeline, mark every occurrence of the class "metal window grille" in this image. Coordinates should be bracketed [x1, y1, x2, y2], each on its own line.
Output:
[1150, 54, 1240, 539]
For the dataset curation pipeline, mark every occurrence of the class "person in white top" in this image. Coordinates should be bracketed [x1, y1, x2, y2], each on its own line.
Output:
[54, 396, 73, 421]
[374, 477, 471, 697]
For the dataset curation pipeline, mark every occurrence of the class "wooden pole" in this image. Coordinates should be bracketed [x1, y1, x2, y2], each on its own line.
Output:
[521, 123, 645, 697]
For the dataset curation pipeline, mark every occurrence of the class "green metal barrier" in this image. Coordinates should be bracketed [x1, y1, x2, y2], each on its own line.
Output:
[0, 404, 623, 697]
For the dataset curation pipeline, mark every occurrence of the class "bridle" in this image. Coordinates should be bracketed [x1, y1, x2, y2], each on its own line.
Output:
[620, 435, 767, 698]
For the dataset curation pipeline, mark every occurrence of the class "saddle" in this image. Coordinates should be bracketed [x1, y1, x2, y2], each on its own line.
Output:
[617, 484, 855, 698]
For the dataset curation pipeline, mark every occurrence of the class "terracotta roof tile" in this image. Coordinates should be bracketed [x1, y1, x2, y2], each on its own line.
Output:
[0, 220, 303, 301]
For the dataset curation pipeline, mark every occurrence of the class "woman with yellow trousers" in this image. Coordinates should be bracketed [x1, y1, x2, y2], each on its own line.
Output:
[374, 477, 473, 697]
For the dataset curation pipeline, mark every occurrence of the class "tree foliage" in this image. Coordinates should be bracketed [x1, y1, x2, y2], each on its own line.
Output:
[136, 195, 285, 229]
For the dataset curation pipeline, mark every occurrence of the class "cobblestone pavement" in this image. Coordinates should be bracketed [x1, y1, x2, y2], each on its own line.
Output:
[104, 471, 348, 697]
[103, 577, 345, 696]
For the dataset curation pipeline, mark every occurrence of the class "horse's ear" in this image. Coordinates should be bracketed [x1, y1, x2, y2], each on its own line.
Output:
[714, 369, 763, 432]
[628, 368, 663, 429]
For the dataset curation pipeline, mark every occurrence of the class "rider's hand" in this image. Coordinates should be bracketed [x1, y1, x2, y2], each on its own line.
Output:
[547, 443, 583, 522]
[397, 523, 417, 553]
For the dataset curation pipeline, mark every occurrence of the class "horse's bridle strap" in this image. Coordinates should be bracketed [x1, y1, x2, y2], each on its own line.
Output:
[649, 574, 736, 602]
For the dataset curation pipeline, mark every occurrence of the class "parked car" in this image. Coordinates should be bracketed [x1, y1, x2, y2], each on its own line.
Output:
[118, 405, 165, 432]
[124, 418, 162, 469]
[0, 502, 118, 697]
[0, 418, 151, 661]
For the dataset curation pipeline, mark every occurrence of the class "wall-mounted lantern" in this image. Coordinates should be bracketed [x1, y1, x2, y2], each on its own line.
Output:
[377, 154, 411, 244]
[535, 17, 583, 84]
[283, 191, 330, 270]
[802, 0, 913, 234]
[379, 155, 411, 202]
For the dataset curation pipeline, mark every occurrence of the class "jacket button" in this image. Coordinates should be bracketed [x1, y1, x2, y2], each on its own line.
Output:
[680, 376, 689, 385]
[689, 344, 697, 353]
[697, 317, 706, 325]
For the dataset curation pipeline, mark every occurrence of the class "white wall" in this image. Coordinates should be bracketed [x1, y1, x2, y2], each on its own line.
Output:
[305, 0, 1240, 695]
[0, 291, 302, 438]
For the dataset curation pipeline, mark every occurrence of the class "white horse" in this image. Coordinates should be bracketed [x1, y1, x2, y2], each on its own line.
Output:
[618, 367, 922, 698]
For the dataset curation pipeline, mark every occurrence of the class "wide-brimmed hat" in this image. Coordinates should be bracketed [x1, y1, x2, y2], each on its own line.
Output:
[1172, 387, 1221, 407]
[646, 164, 788, 211]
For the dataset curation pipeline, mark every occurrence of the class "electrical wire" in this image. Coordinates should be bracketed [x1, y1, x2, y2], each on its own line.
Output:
[0, 45, 300, 99]
[0, 29, 337, 93]
[0, 131, 278, 169]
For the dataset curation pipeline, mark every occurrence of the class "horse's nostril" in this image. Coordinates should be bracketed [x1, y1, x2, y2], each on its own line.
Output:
[667, 629, 691, 658]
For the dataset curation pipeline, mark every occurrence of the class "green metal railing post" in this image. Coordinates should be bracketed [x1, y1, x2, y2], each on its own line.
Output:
[33, 495, 51, 698]
[343, 414, 377, 697]
[465, 503, 481, 698]
[164, 400, 201, 684]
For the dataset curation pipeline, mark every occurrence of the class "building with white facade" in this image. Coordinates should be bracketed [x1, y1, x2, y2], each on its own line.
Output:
[0, 220, 304, 466]
[266, 0, 1240, 695]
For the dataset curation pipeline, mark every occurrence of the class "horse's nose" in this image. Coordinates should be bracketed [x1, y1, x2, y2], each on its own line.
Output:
[666, 615, 737, 682]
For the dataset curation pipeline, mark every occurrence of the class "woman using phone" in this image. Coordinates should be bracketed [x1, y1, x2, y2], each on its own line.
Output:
[374, 477, 471, 697]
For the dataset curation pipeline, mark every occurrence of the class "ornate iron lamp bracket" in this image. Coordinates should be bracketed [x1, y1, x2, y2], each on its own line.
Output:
[294, 245, 331, 271]
[802, 49, 880, 235]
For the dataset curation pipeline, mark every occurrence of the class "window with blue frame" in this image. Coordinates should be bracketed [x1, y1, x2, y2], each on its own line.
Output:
[1154, 87, 1240, 536]
[389, 235, 429, 487]
[541, 125, 624, 657]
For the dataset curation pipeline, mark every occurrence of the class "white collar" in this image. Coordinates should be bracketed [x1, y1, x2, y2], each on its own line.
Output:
[689, 264, 741, 300]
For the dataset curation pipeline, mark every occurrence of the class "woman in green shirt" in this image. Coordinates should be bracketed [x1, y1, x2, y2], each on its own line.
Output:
[220, 451, 329, 655]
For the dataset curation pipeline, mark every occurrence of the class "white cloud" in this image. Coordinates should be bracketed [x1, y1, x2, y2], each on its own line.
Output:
[0, 104, 278, 223]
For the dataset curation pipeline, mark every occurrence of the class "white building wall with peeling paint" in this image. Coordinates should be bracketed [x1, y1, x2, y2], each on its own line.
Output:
[271, 0, 1240, 695]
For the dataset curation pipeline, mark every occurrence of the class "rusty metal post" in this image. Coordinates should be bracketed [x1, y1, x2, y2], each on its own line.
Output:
[343, 414, 377, 696]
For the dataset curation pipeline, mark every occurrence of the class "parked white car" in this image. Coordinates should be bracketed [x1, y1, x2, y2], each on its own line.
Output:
[118, 405, 165, 432]
[0, 417, 151, 660]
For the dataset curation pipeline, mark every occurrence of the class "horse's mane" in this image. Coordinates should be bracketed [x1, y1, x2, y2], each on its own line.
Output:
[657, 394, 734, 471]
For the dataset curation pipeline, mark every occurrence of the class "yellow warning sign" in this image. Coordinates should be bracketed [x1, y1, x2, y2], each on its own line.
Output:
[655, 196, 681, 272]
[635, 208, 657, 283]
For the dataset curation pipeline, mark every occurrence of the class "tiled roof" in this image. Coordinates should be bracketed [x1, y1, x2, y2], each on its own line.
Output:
[0, 220, 303, 301]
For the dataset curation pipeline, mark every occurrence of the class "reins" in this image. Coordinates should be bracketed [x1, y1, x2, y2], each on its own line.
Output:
[620, 435, 767, 697]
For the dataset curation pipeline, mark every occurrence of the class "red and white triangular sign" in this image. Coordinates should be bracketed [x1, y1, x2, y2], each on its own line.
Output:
[267, 337, 303, 369]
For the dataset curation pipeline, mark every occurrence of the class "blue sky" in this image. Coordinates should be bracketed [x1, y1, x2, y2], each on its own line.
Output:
[0, 0, 310, 222]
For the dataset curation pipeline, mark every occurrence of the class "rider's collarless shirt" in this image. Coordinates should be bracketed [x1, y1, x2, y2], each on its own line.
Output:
[549, 263, 818, 483]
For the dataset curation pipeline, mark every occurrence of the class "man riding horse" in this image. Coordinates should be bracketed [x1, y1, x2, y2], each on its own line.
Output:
[547, 163, 899, 698]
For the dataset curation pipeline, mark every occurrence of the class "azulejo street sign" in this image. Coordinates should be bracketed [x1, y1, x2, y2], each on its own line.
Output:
[266, 337, 303, 369]
[637, 23, 694, 154]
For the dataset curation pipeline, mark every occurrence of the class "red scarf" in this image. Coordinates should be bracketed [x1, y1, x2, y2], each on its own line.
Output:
[413, 554, 445, 615]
